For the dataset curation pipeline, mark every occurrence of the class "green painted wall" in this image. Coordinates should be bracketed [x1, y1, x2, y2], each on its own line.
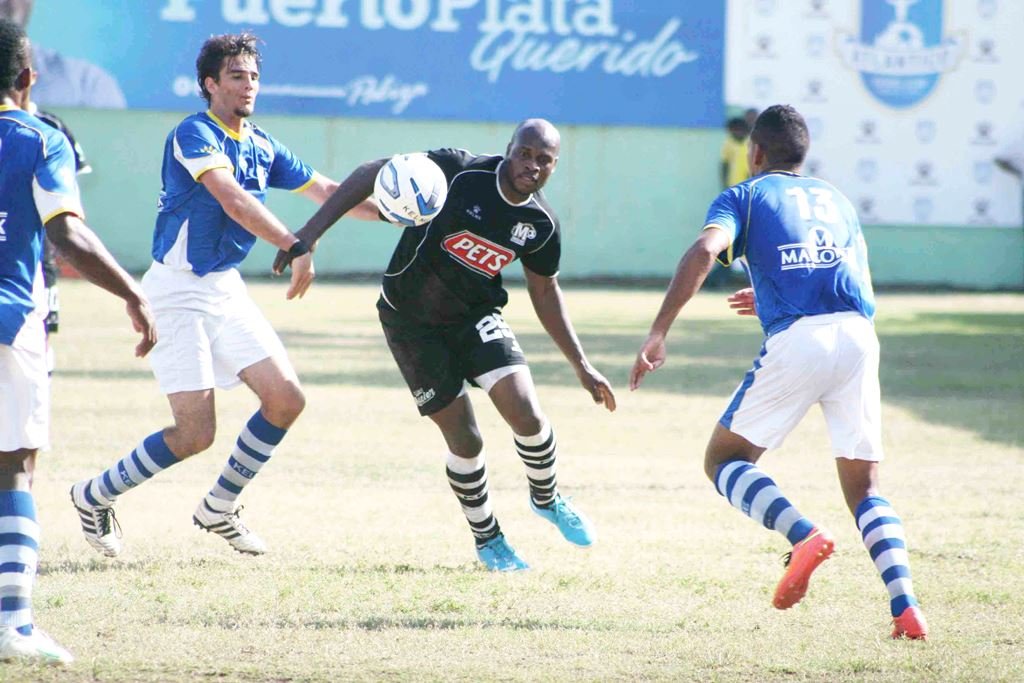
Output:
[58, 109, 1024, 290]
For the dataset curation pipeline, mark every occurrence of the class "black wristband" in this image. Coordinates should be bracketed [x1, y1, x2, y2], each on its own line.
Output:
[287, 239, 310, 258]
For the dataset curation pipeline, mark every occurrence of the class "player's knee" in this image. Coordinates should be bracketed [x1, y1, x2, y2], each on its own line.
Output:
[447, 430, 484, 458]
[263, 383, 305, 425]
[175, 428, 215, 457]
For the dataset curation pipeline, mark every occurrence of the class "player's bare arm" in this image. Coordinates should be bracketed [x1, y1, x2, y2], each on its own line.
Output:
[200, 167, 313, 299]
[524, 267, 616, 412]
[45, 213, 156, 357]
[272, 158, 389, 274]
[629, 227, 730, 390]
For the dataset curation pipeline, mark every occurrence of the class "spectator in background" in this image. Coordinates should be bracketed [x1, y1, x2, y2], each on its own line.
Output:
[0, 0, 126, 108]
[994, 131, 1024, 226]
[708, 116, 752, 288]
[721, 116, 752, 190]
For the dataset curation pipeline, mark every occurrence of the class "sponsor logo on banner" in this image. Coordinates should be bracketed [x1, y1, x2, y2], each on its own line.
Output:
[856, 158, 879, 182]
[777, 227, 851, 271]
[974, 79, 996, 103]
[753, 34, 776, 58]
[970, 198, 993, 223]
[806, 34, 827, 57]
[973, 161, 994, 184]
[915, 120, 936, 143]
[805, 79, 826, 102]
[974, 38, 997, 62]
[442, 230, 515, 277]
[838, 0, 965, 108]
[857, 197, 879, 222]
[754, 76, 773, 99]
[913, 196, 934, 222]
[806, 0, 831, 18]
[857, 119, 881, 143]
[910, 160, 937, 186]
[971, 121, 996, 145]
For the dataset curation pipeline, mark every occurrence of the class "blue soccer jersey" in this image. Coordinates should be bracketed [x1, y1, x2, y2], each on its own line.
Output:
[152, 111, 316, 276]
[705, 171, 875, 336]
[0, 105, 84, 345]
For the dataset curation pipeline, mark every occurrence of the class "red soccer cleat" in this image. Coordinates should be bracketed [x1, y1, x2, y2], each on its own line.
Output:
[773, 527, 835, 610]
[891, 606, 929, 640]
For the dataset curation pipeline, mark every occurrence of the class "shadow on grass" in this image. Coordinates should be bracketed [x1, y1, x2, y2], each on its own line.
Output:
[287, 311, 1024, 447]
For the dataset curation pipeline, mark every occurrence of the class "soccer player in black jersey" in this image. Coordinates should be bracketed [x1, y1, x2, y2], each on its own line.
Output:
[275, 119, 616, 570]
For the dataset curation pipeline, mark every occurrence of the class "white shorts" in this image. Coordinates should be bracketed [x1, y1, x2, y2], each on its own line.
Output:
[142, 263, 287, 395]
[0, 315, 49, 451]
[721, 312, 883, 461]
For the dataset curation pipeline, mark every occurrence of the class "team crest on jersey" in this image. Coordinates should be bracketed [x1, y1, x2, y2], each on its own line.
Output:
[837, 0, 964, 109]
[443, 231, 515, 278]
[465, 205, 483, 220]
[509, 222, 537, 246]
[777, 227, 851, 271]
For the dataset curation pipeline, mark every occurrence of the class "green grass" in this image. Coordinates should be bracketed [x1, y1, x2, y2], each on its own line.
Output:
[6, 282, 1023, 682]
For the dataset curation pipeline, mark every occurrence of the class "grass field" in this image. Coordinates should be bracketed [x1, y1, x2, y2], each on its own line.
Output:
[6, 281, 1023, 682]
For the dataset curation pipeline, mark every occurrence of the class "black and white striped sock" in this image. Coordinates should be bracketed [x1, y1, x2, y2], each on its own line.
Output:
[514, 423, 557, 508]
[446, 451, 500, 547]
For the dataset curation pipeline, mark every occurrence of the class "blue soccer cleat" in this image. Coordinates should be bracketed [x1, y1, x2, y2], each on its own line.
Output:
[531, 494, 595, 547]
[476, 534, 529, 572]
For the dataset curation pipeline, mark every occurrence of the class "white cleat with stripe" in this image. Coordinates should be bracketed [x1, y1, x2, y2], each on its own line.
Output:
[192, 502, 267, 555]
[0, 627, 74, 666]
[69, 482, 122, 558]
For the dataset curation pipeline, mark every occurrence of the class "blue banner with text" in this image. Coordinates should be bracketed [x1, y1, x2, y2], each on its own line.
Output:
[28, 1, 724, 127]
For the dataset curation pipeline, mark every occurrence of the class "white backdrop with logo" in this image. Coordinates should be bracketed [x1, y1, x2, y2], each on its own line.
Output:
[725, 0, 1024, 227]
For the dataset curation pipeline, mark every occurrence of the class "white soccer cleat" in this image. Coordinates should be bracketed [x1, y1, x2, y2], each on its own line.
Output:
[0, 626, 74, 665]
[192, 502, 267, 555]
[69, 482, 122, 558]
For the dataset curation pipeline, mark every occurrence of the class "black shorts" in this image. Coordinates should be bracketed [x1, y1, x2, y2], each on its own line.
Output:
[378, 300, 527, 416]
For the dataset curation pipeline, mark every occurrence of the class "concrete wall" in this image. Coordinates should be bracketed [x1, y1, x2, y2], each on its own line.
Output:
[60, 109, 1024, 289]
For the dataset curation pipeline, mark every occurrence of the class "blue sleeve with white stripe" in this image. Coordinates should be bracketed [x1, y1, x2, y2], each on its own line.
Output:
[173, 119, 229, 180]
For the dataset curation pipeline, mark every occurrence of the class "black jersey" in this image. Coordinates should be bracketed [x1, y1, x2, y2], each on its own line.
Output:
[380, 148, 561, 325]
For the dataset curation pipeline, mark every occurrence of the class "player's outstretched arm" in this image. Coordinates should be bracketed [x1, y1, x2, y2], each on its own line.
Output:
[199, 168, 312, 298]
[524, 267, 616, 412]
[629, 228, 730, 390]
[45, 213, 156, 357]
[273, 158, 389, 275]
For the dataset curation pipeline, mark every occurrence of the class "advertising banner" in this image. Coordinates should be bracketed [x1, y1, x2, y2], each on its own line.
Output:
[28, 0, 725, 128]
[725, 0, 1024, 227]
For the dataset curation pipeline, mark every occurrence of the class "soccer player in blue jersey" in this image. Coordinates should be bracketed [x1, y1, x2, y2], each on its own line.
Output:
[0, 18, 155, 663]
[629, 105, 928, 639]
[69, 33, 375, 557]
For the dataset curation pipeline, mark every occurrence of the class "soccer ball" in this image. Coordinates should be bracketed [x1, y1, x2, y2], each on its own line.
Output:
[373, 153, 448, 227]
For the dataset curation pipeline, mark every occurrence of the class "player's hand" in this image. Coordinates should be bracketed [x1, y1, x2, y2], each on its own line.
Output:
[727, 287, 757, 316]
[286, 252, 315, 300]
[629, 333, 666, 390]
[577, 364, 616, 412]
[125, 297, 157, 358]
[272, 227, 318, 275]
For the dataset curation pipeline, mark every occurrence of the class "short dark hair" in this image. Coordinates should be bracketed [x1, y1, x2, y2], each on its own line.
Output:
[726, 117, 749, 134]
[195, 32, 261, 104]
[750, 105, 809, 166]
[0, 18, 29, 92]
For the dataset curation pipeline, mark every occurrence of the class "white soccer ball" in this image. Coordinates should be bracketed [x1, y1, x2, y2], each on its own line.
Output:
[373, 153, 448, 227]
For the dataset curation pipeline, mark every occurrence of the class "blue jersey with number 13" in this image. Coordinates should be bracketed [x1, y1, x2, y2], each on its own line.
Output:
[704, 171, 876, 337]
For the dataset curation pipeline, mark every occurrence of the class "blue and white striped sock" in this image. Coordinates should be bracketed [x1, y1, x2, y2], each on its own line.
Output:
[856, 495, 920, 617]
[715, 460, 815, 545]
[0, 490, 38, 636]
[203, 411, 285, 513]
[84, 432, 180, 506]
